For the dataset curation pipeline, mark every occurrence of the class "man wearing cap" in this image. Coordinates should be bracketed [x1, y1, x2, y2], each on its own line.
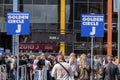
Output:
[103, 56, 119, 80]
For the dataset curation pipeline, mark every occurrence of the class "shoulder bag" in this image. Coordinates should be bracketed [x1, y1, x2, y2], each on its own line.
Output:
[59, 63, 74, 80]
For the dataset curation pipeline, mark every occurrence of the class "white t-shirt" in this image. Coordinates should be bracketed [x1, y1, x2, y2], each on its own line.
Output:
[45, 60, 51, 70]
[51, 62, 73, 80]
[33, 59, 39, 70]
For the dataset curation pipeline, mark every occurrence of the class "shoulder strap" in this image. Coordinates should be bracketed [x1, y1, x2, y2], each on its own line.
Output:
[59, 63, 69, 75]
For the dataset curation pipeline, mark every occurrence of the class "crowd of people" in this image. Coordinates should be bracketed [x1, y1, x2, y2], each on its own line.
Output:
[0, 52, 120, 80]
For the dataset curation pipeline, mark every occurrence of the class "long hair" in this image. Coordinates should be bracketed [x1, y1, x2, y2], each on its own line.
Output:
[79, 54, 88, 68]
[69, 52, 76, 62]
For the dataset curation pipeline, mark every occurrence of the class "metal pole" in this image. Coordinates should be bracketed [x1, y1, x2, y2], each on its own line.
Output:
[91, 36, 94, 80]
[72, 0, 75, 52]
[118, 0, 120, 61]
[13, 0, 18, 54]
[13, 0, 19, 80]
[16, 35, 19, 80]
[13, 0, 18, 56]
[12, 36, 15, 55]
[4, 65, 6, 80]
[0, 66, 1, 80]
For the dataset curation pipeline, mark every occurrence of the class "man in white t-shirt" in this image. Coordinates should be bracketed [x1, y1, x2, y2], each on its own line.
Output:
[51, 55, 73, 80]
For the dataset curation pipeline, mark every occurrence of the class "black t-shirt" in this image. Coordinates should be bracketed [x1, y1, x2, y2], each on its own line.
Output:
[37, 59, 45, 70]
[0, 57, 6, 65]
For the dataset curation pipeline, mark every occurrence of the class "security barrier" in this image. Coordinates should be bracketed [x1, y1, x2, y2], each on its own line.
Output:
[19, 65, 26, 80]
[34, 66, 47, 80]
[0, 64, 7, 80]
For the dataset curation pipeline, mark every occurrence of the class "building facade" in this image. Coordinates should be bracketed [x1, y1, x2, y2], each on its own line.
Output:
[0, 0, 118, 55]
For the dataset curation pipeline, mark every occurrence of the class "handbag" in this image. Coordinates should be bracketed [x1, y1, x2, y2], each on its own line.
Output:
[59, 63, 74, 80]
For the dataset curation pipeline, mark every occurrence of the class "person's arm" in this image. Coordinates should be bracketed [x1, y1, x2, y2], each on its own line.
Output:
[51, 64, 57, 79]
[33, 60, 37, 70]
[68, 65, 74, 77]
[48, 60, 51, 67]
[102, 67, 106, 80]
[115, 66, 119, 80]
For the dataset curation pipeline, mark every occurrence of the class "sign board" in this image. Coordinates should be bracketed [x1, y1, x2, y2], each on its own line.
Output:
[19, 43, 56, 51]
[81, 14, 104, 37]
[0, 48, 4, 55]
[113, 0, 118, 12]
[6, 12, 30, 35]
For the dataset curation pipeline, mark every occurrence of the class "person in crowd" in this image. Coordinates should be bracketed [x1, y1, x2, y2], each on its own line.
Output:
[0, 53, 6, 65]
[14, 54, 27, 80]
[93, 56, 101, 69]
[96, 67, 104, 80]
[32, 55, 40, 80]
[32, 55, 40, 79]
[10, 56, 16, 79]
[77, 55, 80, 65]
[33, 55, 39, 70]
[93, 56, 101, 79]
[33, 53, 51, 80]
[117, 62, 120, 80]
[98, 56, 104, 66]
[69, 52, 79, 79]
[29, 55, 35, 80]
[47, 55, 56, 80]
[78, 54, 91, 80]
[103, 56, 119, 80]
[41, 53, 51, 80]
[0, 54, 8, 79]
[86, 53, 92, 67]
[51, 54, 73, 80]
[64, 56, 69, 63]
[6, 55, 12, 79]
[102, 57, 107, 66]
[26, 54, 32, 80]
[114, 56, 119, 65]
[37, 54, 45, 70]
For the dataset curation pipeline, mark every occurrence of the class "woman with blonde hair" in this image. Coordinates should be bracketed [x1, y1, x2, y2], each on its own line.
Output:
[69, 53, 77, 64]
[78, 54, 90, 80]
[69, 52, 79, 79]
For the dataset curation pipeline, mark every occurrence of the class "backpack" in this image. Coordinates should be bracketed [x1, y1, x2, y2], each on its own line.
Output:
[79, 67, 90, 79]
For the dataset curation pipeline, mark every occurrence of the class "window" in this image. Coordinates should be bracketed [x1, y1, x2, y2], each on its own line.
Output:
[74, 22, 80, 31]
[33, 0, 46, 4]
[46, 23, 59, 32]
[22, 0, 32, 4]
[0, 5, 3, 17]
[31, 23, 46, 32]
[75, 0, 88, 1]
[89, 0, 102, 2]
[74, 3, 88, 20]
[66, 0, 70, 4]
[4, 0, 13, 4]
[4, 5, 13, 17]
[48, 0, 59, 4]
[0, 0, 3, 4]
[75, 0, 102, 2]
[31, 5, 59, 23]
[89, 3, 101, 13]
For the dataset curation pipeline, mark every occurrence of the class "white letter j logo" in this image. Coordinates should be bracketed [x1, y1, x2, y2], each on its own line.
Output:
[16, 24, 21, 33]
[90, 27, 96, 36]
